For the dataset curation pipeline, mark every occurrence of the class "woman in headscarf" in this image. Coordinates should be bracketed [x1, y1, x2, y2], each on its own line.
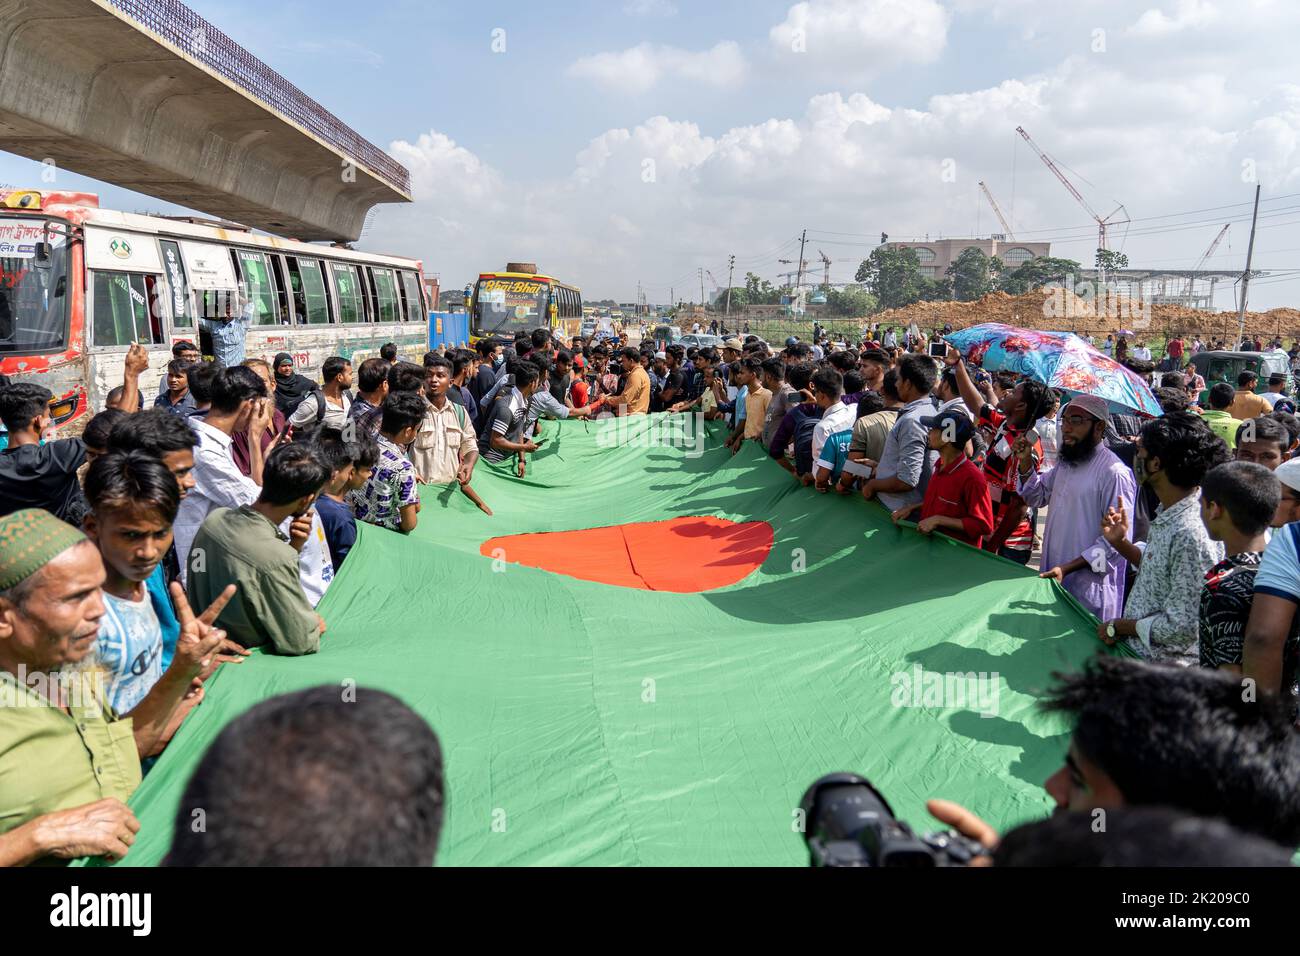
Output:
[273, 352, 315, 418]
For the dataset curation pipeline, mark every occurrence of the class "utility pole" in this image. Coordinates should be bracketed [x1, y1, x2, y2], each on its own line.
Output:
[1237, 184, 1261, 347]
[794, 229, 808, 294]
[699, 267, 705, 307]
[724, 254, 736, 320]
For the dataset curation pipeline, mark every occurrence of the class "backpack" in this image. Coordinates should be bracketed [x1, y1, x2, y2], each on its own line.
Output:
[309, 388, 352, 424]
[790, 404, 825, 477]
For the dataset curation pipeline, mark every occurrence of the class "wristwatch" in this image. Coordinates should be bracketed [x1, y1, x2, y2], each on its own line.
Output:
[1105, 622, 1118, 641]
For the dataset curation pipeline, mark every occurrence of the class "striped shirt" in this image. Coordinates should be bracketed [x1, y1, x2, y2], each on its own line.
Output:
[479, 388, 529, 463]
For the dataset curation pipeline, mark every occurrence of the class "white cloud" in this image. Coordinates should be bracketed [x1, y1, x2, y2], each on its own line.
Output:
[370, 19, 1300, 308]
[770, 0, 950, 69]
[1128, 0, 1219, 36]
[567, 41, 746, 94]
[622, 0, 677, 15]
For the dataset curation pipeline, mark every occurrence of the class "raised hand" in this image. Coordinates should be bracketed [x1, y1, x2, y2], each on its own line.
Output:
[124, 342, 150, 377]
[168, 581, 236, 679]
[288, 512, 313, 552]
[1101, 500, 1129, 546]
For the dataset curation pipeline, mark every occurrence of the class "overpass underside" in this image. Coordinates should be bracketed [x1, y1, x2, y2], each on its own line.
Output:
[0, 0, 410, 241]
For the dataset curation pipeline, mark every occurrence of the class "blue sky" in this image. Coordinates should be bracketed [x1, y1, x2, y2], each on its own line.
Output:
[3, 0, 1299, 311]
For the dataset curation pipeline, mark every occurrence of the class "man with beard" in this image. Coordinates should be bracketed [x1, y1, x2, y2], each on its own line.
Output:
[1015, 395, 1137, 622]
[0, 509, 231, 865]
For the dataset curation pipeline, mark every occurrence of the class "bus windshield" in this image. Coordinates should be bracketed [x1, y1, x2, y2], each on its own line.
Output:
[474, 277, 549, 337]
[0, 217, 69, 354]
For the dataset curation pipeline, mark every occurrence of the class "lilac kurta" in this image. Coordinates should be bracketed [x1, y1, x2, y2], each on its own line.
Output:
[1017, 445, 1137, 621]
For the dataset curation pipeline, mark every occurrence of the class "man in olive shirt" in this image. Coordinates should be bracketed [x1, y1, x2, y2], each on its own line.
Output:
[603, 346, 652, 416]
[0, 509, 230, 866]
[188, 444, 330, 656]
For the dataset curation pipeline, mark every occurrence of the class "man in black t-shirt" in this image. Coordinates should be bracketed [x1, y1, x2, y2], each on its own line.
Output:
[0, 383, 89, 524]
[549, 350, 574, 407]
[660, 348, 685, 411]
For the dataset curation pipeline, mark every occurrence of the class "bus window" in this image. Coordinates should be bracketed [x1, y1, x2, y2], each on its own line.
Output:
[400, 271, 425, 322]
[268, 254, 292, 324]
[92, 271, 164, 346]
[0, 220, 68, 354]
[332, 262, 366, 323]
[394, 270, 409, 322]
[158, 240, 192, 331]
[233, 249, 280, 325]
[288, 257, 332, 324]
[372, 267, 399, 323]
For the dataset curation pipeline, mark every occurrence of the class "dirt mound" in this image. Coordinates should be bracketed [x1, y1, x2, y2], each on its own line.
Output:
[873, 291, 1300, 343]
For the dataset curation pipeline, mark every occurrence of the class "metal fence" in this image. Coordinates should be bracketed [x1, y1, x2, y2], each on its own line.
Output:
[106, 0, 411, 195]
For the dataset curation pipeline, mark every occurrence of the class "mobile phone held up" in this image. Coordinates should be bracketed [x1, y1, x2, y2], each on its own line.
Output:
[928, 341, 948, 359]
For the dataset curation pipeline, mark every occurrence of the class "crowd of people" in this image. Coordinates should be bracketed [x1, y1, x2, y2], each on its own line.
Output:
[3, 320, 1300, 867]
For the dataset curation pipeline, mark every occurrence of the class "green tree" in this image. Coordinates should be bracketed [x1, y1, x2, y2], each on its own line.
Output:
[823, 284, 877, 316]
[1094, 248, 1128, 272]
[919, 277, 952, 301]
[855, 247, 927, 310]
[997, 255, 1083, 294]
[946, 247, 999, 302]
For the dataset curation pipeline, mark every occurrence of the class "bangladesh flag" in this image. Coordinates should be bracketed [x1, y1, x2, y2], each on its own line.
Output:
[105, 414, 1103, 867]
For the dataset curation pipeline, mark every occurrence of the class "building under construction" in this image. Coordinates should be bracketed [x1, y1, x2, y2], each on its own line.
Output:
[1077, 267, 1252, 312]
[885, 238, 1052, 280]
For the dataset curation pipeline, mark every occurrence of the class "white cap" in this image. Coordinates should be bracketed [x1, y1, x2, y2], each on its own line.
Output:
[1276, 458, 1300, 494]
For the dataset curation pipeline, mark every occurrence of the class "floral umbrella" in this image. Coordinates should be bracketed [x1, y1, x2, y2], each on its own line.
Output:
[944, 323, 1163, 418]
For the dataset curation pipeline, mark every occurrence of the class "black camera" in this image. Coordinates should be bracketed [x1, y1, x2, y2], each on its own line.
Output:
[799, 773, 988, 867]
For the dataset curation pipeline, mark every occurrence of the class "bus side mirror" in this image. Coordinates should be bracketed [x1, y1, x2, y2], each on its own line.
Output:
[33, 241, 51, 267]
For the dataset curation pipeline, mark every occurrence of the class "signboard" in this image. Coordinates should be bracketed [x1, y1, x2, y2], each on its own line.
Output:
[0, 218, 48, 258]
[158, 240, 189, 324]
[180, 240, 238, 290]
[85, 228, 163, 272]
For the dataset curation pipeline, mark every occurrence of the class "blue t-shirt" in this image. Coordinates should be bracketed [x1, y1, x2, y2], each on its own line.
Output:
[145, 564, 180, 671]
[820, 427, 855, 481]
[98, 589, 163, 714]
[1253, 521, 1300, 712]
[316, 494, 358, 569]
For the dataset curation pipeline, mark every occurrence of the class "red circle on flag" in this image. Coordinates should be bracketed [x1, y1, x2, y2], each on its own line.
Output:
[480, 516, 774, 592]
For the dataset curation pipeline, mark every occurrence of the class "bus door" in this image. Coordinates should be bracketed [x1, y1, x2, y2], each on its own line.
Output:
[179, 240, 240, 359]
[85, 228, 171, 403]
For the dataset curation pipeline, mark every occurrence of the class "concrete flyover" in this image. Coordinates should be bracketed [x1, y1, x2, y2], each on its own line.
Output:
[0, 0, 410, 241]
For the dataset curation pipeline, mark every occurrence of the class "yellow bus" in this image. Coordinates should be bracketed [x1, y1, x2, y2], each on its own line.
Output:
[469, 263, 582, 343]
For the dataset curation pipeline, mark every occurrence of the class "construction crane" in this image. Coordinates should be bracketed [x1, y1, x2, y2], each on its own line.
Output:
[977, 181, 1016, 240]
[818, 250, 832, 290]
[1015, 126, 1130, 275]
[1184, 224, 1230, 305]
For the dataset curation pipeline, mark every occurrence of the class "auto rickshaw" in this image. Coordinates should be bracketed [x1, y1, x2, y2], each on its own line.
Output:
[652, 324, 682, 350]
[1189, 350, 1290, 405]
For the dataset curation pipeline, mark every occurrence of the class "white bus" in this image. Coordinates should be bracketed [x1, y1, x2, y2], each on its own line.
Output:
[0, 189, 432, 430]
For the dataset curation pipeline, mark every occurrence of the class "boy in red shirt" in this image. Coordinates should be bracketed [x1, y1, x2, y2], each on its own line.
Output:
[891, 409, 994, 548]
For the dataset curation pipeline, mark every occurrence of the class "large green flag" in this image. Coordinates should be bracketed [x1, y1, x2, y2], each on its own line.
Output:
[107, 414, 1104, 866]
